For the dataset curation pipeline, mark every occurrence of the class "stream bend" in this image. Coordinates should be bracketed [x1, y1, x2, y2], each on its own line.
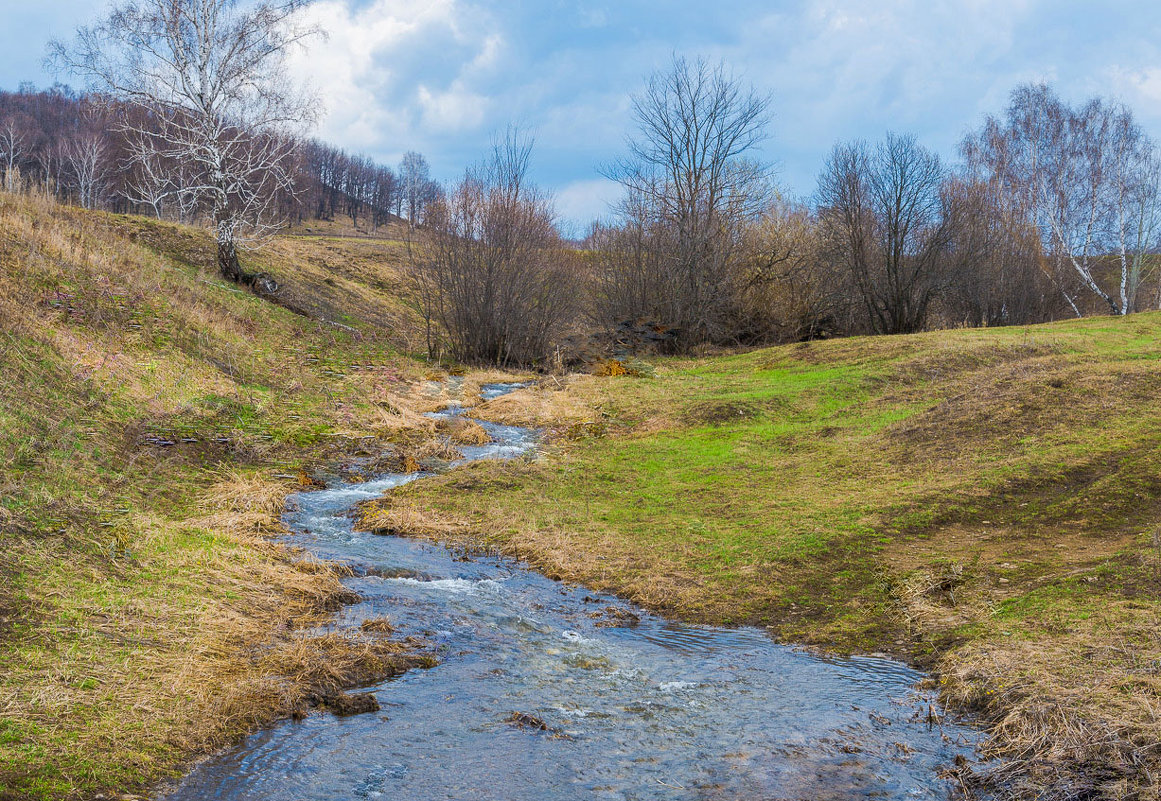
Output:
[164, 383, 985, 801]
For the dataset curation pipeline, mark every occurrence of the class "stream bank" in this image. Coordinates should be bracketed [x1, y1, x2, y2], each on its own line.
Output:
[161, 384, 987, 801]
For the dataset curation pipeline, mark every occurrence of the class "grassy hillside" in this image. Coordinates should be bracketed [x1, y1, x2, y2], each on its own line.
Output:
[0, 192, 497, 800]
[6, 186, 1161, 800]
[387, 319, 1161, 799]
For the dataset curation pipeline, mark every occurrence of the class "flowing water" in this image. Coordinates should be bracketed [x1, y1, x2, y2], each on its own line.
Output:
[164, 384, 984, 801]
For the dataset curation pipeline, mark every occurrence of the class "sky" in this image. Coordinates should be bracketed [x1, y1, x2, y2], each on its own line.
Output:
[3, 0, 1161, 234]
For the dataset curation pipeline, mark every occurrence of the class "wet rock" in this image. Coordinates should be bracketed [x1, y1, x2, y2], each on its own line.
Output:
[326, 692, 380, 716]
[589, 605, 641, 628]
[562, 653, 614, 670]
[349, 563, 429, 581]
[506, 711, 549, 731]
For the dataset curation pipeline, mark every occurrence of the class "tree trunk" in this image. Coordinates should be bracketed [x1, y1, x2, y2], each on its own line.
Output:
[218, 233, 242, 283]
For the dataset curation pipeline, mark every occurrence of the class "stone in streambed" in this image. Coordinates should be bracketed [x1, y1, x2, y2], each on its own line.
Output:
[326, 691, 380, 716]
[506, 711, 549, 731]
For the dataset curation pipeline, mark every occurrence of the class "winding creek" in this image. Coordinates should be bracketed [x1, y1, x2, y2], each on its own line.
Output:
[164, 384, 986, 800]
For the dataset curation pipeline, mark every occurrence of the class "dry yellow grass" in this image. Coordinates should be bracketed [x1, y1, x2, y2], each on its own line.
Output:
[0, 191, 442, 800]
[457, 369, 536, 405]
[434, 417, 491, 445]
[1, 475, 422, 801]
[356, 495, 470, 540]
[469, 374, 602, 430]
[10, 186, 1161, 799]
[396, 320, 1161, 800]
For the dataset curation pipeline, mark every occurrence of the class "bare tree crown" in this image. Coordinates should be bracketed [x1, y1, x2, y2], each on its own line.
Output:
[598, 56, 775, 348]
[48, 0, 321, 283]
[414, 130, 577, 366]
[963, 83, 1161, 315]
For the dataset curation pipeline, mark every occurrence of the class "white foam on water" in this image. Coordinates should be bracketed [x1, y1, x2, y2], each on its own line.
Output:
[554, 706, 597, 718]
[384, 577, 504, 594]
[304, 475, 421, 509]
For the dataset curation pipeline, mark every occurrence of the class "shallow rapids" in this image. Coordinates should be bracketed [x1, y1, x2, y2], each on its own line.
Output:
[163, 384, 984, 800]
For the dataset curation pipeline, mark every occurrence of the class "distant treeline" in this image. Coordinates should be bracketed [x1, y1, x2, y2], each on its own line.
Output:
[416, 63, 1161, 367]
[0, 83, 439, 229]
[5, 72, 1161, 369]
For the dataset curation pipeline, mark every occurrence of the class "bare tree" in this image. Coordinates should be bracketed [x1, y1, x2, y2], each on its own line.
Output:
[414, 131, 577, 366]
[964, 84, 1161, 316]
[49, 0, 320, 285]
[731, 199, 852, 341]
[34, 142, 63, 196]
[589, 193, 668, 336]
[0, 116, 29, 192]
[368, 165, 398, 230]
[1108, 115, 1161, 314]
[939, 176, 1060, 326]
[399, 151, 436, 226]
[122, 130, 176, 218]
[598, 56, 774, 347]
[63, 132, 110, 209]
[817, 133, 955, 335]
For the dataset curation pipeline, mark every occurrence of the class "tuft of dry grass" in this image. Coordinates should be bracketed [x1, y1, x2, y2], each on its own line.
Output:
[360, 617, 395, 635]
[469, 374, 603, 430]
[434, 417, 492, 445]
[355, 495, 470, 540]
[457, 369, 535, 405]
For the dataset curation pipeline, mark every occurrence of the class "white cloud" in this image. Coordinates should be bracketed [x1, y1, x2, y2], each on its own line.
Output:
[725, 0, 1041, 190]
[553, 177, 622, 233]
[274, 0, 1161, 202]
[1105, 66, 1161, 105]
[286, 0, 501, 155]
[417, 82, 488, 131]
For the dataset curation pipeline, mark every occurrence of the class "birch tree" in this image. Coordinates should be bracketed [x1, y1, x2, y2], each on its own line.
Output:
[49, 0, 320, 286]
[1108, 116, 1161, 314]
[63, 133, 110, 210]
[34, 143, 63, 196]
[964, 84, 1161, 316]
[123, 130, 177, 218]
[0, 117, 26, 191]
[399, 151, 435, 225]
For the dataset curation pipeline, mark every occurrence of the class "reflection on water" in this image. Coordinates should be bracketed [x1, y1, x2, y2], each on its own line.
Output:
[163, 385, 983, 801]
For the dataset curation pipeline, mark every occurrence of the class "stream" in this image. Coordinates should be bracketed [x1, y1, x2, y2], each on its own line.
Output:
[164, 383, 985, 800]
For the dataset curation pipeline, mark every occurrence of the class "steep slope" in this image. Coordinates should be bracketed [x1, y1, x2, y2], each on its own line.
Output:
[0, 192, 450, 800]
